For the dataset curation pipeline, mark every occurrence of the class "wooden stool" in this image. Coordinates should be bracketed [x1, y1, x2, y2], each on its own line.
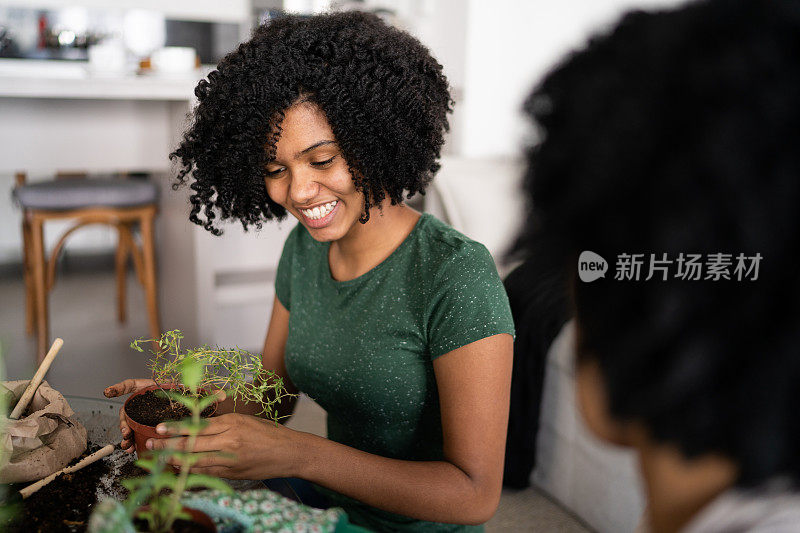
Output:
[14, 172, 162, 363]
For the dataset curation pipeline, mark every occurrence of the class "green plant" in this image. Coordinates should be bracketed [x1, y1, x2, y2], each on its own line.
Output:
[131, 330, 292, 421]
[119, 331, 295, 531]
[122, 357, 232, 532]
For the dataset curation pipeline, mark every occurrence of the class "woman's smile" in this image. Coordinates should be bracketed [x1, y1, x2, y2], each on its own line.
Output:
[298, 199, 340, 228]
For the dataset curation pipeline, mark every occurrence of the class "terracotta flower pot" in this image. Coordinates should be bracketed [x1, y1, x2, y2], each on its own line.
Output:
[179, 507, 217, 532]
[124, 383, 218, 458]
[137, 505, 217, 532]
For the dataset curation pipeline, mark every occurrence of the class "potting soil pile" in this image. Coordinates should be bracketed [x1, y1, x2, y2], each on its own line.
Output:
[2, 444, 146, 533]
[0, 380, 87, 483]
[4, 444, 360, 533]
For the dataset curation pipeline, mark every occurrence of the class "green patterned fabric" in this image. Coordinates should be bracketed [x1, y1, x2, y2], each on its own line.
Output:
[88, 489, 370, 533]
[182, 489, 354, 532]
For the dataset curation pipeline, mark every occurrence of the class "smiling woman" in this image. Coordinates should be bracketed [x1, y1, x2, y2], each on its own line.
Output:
[169, 11, 452, 236]
[105, 11, 514, 533]
[262, 103, 363, 242]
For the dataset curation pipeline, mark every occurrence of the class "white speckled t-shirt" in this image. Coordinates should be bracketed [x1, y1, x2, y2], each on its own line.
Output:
[275, 213, 514, 532]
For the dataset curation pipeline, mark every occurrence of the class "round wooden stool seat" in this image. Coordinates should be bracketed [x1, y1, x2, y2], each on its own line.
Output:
[14, 178, 158, 210]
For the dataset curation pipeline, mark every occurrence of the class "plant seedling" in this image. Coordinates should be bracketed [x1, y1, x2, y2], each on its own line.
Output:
[130, 330, 292, 420]
[122, 357, 231, 532]
[120, 332, 295, 531]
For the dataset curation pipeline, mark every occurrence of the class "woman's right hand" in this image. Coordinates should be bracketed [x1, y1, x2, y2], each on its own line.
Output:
[104, 378, 156, 453]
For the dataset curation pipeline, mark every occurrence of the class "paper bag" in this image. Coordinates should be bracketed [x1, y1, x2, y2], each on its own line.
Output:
[0, 380, 87, 483]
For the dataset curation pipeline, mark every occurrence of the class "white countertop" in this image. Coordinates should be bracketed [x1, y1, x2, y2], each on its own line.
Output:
[0, 59, 204, 101]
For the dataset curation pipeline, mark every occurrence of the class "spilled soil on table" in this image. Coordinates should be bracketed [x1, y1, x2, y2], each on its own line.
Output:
[2, 445, 147, 532]
[2, 444, 212, 532]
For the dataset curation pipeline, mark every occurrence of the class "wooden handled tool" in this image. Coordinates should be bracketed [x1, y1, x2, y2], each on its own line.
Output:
[20, 444, 116, 499]
[9, 338, 63, 420]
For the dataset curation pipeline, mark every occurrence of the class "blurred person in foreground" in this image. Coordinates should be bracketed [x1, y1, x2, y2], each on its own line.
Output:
[516, 0, 800, 531]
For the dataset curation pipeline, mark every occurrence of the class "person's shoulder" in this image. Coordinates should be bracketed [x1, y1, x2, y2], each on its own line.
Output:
[415, 214, 497, 277]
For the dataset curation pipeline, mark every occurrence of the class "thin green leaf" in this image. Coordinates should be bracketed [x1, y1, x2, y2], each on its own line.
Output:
[134, 458, 158, 471]
[162, 391, 197, 410]
[147, 448, 185, 461]
[159, 449, 191, 460]
[121, 478, 144, 491]
[176, 419, 208, 433]
[195, 394, 218, 410]
[148, 472, 179, 492]
[179, 358, 203, 392]
[185, 474, 233, 493]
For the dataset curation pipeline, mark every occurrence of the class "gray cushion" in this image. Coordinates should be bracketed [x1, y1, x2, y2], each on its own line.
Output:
[14, 178, 159, 210]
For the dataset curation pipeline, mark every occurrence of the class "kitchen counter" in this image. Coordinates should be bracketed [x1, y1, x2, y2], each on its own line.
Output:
[0, 59, 205, 101]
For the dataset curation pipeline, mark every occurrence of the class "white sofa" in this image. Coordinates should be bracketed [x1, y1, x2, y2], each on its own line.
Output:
[534, 321, 645, 533]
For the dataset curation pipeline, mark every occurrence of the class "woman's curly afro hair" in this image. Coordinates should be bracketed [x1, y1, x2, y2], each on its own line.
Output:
[518, 0, 800, 487]
[171, 11, 452, 235]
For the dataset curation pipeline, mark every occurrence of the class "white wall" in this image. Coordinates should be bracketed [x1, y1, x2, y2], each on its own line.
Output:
[0, 0, 250, 23]
[0, 97, 183, 263]
[399, 0, 468, 153]
[457, 0, 685, 158]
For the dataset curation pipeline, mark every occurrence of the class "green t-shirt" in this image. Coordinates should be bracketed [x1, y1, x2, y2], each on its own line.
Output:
[275, 213, 515, 532]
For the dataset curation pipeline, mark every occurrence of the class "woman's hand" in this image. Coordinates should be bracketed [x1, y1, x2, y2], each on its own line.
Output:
[146, 413, 305, 479]
[104, 378, 157, 453]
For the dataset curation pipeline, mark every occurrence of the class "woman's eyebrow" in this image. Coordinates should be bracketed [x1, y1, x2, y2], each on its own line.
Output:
[295, 140, 337, 159]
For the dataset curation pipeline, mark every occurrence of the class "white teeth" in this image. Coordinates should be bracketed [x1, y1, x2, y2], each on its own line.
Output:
[301, 200, 337, 220]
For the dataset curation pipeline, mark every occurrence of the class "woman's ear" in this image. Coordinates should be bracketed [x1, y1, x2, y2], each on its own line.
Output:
[576, 358, 634, 447]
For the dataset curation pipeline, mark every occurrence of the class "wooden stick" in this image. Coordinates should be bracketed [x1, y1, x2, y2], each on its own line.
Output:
[20, 444, 116, 499]
[9, 338, 63, 420]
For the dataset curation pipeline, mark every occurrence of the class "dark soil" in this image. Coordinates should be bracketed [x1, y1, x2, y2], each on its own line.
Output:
[2, 445, 145, 533]
[117, 458, 149, 485]
[126, 390, 215, 427]
[2, 444, 212, 532]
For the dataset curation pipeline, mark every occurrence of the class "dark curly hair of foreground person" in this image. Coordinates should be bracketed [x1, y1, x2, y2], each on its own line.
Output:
[517, 0, 800, 487]
[170, 11, 452, 235]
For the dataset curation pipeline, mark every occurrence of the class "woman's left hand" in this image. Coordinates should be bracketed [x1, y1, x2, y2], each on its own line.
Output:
[146, 413, 304, 479]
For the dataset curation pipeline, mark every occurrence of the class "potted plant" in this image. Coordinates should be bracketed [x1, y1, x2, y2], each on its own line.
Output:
[92, 357, 230, 532]
[123, 330, 292, 457]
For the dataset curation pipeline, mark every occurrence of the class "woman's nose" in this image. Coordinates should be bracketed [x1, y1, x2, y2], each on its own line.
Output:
[289, 170, 320, 205]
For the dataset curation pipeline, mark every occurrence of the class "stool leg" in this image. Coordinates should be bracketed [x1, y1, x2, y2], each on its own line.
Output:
[30, 217, 49, 363]
[140, 211, 161, 340]
[22, 215, 35, 336]
[129, 223, 145, 286]
[116, 224, 130, 323]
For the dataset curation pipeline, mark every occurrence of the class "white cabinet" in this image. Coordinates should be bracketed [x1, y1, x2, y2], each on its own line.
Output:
[193, 218, 296, 352]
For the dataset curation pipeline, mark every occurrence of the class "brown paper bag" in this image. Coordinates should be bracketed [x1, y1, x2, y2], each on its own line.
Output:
[0, 380, 87, 483]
